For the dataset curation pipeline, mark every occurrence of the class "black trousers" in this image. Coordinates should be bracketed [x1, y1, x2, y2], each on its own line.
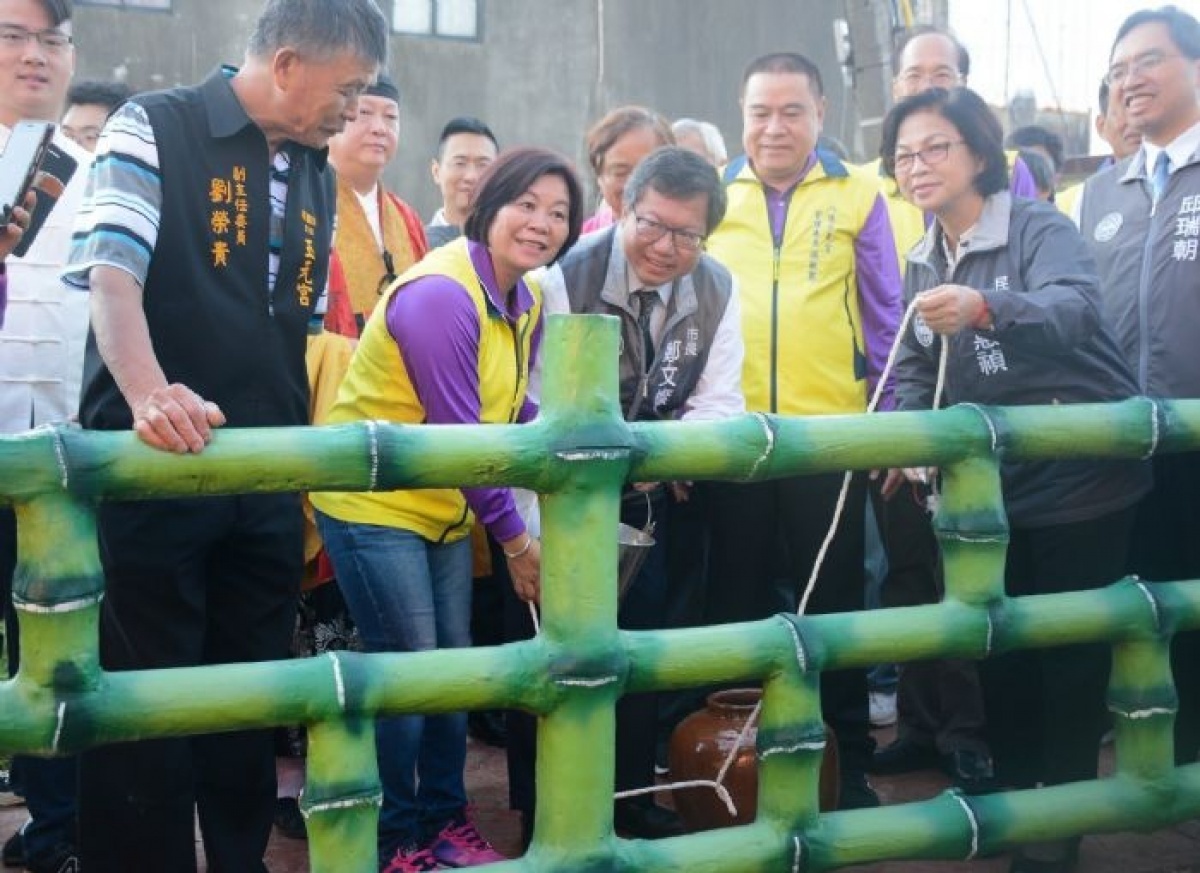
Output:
[504, 490, 668, 816]
[79, 494, 302, 873]
[981, 507, 1135, 789]
[1127, 452, 1200, 764]
[875, 482, 990, 757]
[702, 473, 874, 773]
[657, 486, 713, 746]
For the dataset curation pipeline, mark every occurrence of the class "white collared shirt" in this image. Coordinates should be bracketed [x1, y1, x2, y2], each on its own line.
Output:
[1, 126, 93, 432]
[1141, 118, 1200, 184]
[353, 184, 384, 249]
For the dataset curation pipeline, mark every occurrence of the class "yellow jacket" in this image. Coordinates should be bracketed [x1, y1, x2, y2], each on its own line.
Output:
[706, 152, 900, 415]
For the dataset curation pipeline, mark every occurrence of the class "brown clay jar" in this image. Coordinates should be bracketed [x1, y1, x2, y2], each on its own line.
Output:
[667, 687, 838, 831]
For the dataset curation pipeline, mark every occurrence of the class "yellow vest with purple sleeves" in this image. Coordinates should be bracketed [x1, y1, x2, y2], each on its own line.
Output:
[311, 237, 541, 543]
[707, 152, 879, 416]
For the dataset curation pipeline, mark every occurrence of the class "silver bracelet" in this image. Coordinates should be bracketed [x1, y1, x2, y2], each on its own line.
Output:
[503, 534, 533, 560]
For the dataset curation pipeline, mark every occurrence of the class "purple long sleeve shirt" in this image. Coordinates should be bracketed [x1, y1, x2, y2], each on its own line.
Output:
[385, 240, 542, 543]
[765, 156, 902, 411]
[1009, 154, 1039, 200]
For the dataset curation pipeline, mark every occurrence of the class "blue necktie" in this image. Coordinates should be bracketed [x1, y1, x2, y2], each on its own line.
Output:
[1151, 151, 1171, 205]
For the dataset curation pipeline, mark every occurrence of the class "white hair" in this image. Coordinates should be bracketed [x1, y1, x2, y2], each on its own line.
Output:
[671, 118, 728, 166]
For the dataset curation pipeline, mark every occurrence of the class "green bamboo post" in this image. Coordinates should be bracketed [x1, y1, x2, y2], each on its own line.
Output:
[304, 716, 382, 873]
[757, 618, 826, 835]
[527, 314, 627, 861]
[11, 493, 103, 693]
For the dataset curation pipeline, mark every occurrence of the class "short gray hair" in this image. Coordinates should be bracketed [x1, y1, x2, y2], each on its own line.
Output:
[622, 146, 727, 236]
[248, 0, 389, 67]
[671, 118, 728, 166]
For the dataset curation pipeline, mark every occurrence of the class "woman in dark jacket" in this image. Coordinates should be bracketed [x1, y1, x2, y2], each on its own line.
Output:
[880, 87, 1150, 873]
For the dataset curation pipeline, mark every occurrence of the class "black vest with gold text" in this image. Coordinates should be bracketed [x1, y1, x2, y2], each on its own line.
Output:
[81, 69, 336, 430]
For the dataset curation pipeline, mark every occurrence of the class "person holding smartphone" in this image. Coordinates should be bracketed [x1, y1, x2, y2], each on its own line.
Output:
[0, 194, 32, 327]
[0, 1, 93, 871]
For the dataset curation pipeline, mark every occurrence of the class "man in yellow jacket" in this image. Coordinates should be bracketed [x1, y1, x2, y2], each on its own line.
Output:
[703, 51, 902, 810]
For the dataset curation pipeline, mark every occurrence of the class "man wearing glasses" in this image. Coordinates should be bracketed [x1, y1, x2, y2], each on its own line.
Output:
[876, 27, 1038, 266]
[1077, 4, 1200, 765]
[530, 145, 744, 840]
[702, 51, 902, 811]
[0, 1, 91, 871]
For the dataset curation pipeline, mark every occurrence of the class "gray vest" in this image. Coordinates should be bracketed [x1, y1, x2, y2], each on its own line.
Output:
[558, 227, 734, 421]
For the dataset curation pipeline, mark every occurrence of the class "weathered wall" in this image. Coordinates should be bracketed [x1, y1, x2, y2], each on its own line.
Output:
[72, 0, 886, 218]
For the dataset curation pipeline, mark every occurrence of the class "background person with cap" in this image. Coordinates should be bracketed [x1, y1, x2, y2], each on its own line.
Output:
[323, 72, 427, 338]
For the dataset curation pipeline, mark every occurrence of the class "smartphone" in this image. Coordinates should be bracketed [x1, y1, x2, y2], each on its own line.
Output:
[10, 140, 78, 258]
[0, 120, 55, 226]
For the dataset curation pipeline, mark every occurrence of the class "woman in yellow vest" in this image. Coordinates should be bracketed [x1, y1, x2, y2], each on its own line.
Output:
[311, 148, 583, 872]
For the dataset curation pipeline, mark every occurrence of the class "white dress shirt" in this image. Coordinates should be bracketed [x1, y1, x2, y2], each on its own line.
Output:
[0, 127, 92, 432]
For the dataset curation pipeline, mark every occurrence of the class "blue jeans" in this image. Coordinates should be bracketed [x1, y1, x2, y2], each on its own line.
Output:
[316, 513, 472, 856]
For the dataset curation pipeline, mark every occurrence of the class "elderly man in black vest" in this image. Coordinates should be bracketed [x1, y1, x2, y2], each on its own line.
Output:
[61, 1, 388, 870]
[506, 145, 744, 841]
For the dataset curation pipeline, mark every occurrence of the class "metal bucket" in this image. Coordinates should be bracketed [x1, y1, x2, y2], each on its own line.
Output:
[617, 491, 656, 600]
[617, 522, 655, 600]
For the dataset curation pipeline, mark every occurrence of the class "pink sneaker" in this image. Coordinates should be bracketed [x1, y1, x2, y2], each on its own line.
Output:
[430, 815, 506, 867]
[382, 844, 446, 873]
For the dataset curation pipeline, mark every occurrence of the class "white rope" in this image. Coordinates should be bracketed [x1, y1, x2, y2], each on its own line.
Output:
[614, 779, 738, 816]
[625, 298, 949, 816]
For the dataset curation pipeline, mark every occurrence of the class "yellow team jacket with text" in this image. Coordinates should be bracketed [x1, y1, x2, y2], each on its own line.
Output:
[706, 153, 883, 416]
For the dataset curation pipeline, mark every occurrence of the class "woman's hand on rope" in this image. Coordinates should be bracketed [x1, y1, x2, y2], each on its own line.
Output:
[915, 284, 990, 335]
[503, 533, 541, 604]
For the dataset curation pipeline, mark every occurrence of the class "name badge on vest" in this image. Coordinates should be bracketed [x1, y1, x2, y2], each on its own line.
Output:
[1092, 212, 1122, 244]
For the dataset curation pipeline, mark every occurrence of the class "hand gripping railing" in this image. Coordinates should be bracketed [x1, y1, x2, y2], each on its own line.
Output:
[2, 313, 1200, 872]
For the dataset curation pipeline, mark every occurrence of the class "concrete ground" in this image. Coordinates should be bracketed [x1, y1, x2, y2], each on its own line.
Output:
[2, 728, 1197, 872]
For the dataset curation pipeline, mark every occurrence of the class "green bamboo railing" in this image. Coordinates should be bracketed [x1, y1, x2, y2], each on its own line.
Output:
[2, 313, 1199, 872]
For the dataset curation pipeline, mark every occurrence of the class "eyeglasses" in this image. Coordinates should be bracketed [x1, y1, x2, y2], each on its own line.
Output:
[893, 140, 966, 173]
[0, 24, 72, 53]
[897, 68, 961, 90]
[1105, 50, 1182, 86]
[631, 212, 705, 253]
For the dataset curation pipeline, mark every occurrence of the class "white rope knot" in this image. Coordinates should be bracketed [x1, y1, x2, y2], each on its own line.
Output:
[614, 780, 738, 818]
